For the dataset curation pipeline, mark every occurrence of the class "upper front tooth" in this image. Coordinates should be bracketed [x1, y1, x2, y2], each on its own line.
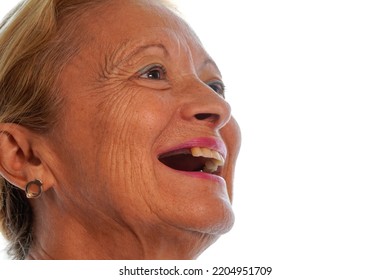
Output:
[190, 147, 225, 166]
[210, 150, 224, 165]
[191, 147, 202, 157]
[201, 147, 212, 158]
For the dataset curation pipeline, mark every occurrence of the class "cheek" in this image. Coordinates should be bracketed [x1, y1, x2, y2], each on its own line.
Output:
[90, 89, 172, 202]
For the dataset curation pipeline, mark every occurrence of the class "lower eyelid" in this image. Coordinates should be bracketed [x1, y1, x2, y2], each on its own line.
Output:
[133, 78, 171, 90]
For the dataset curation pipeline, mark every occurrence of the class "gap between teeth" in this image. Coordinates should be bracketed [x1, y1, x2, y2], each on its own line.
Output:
[190, 147, 225, 173]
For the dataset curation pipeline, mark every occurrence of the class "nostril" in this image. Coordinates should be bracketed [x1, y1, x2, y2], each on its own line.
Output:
[195, 113, 220, 122]
[195, 113, 212, 120]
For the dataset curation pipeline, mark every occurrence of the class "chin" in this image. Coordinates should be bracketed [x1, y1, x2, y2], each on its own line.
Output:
[173, 198, 235, 236]
[177, 209, 235, 259]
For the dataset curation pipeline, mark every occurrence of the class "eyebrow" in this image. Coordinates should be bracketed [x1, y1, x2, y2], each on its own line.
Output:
[201, 58, 222, 78]
[101, 42, 169, 79]
[106, 41, 169, 67]
[127, 43, 169, 58]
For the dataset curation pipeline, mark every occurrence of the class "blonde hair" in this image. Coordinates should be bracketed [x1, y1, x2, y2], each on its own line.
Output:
[0, 0, 177, 260]
[0, 0, 108, 260]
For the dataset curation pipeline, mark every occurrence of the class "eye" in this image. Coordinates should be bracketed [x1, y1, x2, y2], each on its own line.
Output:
[139, 64, 167, 80]
[207, 81, 225, 98]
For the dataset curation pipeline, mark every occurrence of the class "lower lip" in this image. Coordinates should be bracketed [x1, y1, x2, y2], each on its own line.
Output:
[170, 169, 226, 184]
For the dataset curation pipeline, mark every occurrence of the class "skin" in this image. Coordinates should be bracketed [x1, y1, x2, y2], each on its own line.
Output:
[0, 0, 240, 259]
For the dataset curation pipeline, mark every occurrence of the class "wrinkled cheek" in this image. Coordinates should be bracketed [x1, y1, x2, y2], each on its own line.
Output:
[87, 123, 156, 220]
[89, 94, 165, 213]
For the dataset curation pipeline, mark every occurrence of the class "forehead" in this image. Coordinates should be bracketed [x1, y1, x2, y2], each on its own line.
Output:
[77, 0, 206, 58]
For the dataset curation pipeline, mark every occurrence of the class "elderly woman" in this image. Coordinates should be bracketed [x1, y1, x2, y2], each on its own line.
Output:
[0, 0, 240, 260]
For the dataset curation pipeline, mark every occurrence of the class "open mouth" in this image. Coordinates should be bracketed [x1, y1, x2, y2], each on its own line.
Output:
[158, 147, 225, 175]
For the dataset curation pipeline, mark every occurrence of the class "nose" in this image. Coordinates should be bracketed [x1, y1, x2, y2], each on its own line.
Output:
[179, 80, 232, 130]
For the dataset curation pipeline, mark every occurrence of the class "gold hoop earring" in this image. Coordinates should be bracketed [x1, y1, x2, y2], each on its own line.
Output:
[25, 179, 43, 199]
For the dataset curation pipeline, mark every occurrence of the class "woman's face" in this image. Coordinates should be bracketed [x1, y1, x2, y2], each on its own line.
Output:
[46, 0, 240, 252]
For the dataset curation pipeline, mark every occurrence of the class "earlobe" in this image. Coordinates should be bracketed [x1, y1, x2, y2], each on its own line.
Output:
[0, 124, 44, 190]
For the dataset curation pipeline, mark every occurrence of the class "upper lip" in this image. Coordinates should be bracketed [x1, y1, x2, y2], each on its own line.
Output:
[157, 137, 227, 160]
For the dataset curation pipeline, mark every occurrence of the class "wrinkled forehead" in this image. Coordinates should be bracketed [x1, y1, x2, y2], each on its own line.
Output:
[66, 0, 211, 72]
[76, 0, 203, 50]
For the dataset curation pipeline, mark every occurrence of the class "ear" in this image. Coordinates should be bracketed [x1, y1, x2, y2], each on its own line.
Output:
[0, 123, 54, 193]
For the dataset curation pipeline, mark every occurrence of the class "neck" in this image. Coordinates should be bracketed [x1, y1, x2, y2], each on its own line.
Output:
[27, 198, 217, 259]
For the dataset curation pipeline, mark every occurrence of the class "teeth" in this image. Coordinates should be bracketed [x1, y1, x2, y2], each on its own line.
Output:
[200, 147, 211, 158]
[190, 147, 225, 173]
[191, 147, 202, 157]
[203, 160, 219, 173]
[190, 147, 225, 165]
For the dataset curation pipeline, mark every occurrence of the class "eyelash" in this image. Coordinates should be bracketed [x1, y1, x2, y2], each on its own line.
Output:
[138, 64, 225, 98]
[139, 64, 167, 80]
[207, 81, 226, 98]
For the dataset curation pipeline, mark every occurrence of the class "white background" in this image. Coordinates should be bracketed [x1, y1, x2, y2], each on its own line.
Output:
[1, 1, 390, 279]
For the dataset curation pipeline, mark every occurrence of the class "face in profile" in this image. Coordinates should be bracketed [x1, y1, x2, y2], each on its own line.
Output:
[43, 0, 241, 258]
